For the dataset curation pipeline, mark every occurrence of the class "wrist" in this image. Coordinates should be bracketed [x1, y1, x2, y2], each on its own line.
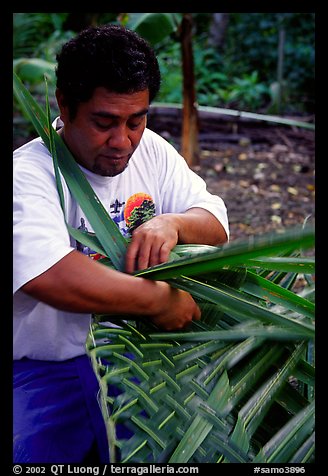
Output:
[160, 213, 182, 241]
[137, 278, 171, 315]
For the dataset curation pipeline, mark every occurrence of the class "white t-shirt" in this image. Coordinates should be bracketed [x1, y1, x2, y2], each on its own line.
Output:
[13, 126, 229, 361]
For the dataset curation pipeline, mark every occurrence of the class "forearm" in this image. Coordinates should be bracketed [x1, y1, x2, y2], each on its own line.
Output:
[21, 250, 168, 316]
[173, 207, 228, 245]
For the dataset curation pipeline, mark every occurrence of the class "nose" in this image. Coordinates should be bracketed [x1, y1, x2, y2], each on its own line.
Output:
[106, 125, 131, 150]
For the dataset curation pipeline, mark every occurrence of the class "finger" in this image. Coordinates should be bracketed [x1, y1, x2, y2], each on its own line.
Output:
[148, 240, 174, 269]
[193, 303, 201, 321]
[159, 242, 172, 265]
[137, 233, 168, 270]
[125, 240, 140, 274]
[137, 242, 153, 271]
[148, 240, 168, 268]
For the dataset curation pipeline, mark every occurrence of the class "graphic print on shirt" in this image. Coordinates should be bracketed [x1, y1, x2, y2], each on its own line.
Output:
[76, 217, 103, 260]
[75, 193, 156, 258]
[123, 193, 156, 233]
[109, 199, 128, 236]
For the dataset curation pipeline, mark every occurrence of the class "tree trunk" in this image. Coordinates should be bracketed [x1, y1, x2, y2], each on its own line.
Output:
[180, 13, 199, 166]
[208, 13, 229, 49]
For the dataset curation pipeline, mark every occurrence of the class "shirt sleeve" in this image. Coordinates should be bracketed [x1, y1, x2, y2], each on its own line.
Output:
[13, 144, 75, 294]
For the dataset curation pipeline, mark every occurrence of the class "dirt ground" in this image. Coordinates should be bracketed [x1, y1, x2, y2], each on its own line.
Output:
[147, 107, 315, 242]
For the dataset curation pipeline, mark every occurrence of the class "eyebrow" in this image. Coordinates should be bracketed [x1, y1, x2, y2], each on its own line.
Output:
[92, 108, 149, 120]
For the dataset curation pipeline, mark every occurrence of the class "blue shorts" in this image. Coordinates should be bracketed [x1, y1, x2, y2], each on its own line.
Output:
[13, 355, 132, 463]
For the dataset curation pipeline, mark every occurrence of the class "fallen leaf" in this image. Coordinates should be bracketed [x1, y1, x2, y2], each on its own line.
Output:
[306, 184, 315, 191]
[214, 163, 224, 173]
[238, 153, 248, 160]
[287, 187, 298, 195]
[226, 165, 235, 174]
[239, 179, 250, 188]
[239, 137, 251, 147]
[271, 215, 282, 224]
[270, 184, 281, 192]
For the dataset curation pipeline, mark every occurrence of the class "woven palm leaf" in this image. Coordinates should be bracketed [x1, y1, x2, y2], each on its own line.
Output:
[87, 245, 315, 463]
[14, 71, 315, 464]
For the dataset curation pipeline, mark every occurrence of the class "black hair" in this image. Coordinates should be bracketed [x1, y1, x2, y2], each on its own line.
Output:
[56, 24, 161, 119]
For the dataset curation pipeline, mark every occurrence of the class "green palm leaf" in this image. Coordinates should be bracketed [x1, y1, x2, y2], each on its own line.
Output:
[88, 312, 314, 463]
[135, 227, 314, 280]
[15, 72, 315, 463]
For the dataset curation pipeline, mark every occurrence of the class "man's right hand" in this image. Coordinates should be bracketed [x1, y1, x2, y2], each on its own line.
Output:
[148, 282, 201, 331]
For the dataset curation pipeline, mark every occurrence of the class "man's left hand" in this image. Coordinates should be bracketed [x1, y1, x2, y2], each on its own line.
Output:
[125, 214, 178, 274]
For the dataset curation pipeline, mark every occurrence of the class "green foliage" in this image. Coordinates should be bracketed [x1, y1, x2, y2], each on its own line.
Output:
[13, 13, 314, 115]
[13, 13, 71, 58]
[13, 58, 56, 84]
[125, 13, 177, 46]
[13, 13, 71, 143]
[13, 13, 73, 87]
[154, 12, 314, 113]
[225, 13, 315, 113]
[154, 11, 314, 113]
[156, 42, 183, 104]
[155, 39, 271, 111]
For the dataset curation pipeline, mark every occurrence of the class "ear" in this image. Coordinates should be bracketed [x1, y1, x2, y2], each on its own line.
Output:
[55, 89, 69, 123]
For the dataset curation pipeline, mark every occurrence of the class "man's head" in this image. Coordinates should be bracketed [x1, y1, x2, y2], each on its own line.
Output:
[56, 24, 161, 120]
[55, 24, 161, 177]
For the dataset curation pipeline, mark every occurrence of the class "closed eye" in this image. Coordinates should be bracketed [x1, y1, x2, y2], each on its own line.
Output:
[95, 121, 112, 130]
[128, 119, 144, 130]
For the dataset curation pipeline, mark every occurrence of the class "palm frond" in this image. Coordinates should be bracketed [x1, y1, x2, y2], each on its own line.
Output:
[14, 72, 315, 463]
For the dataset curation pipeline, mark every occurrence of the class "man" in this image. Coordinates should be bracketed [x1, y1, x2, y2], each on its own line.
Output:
[13, 24, 229, 463]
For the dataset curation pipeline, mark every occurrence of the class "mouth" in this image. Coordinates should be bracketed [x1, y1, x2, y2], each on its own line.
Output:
[94, 153, 131, 177]
[100, 154, 130, 163]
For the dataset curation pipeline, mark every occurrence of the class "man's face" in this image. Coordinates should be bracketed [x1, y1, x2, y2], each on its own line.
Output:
[57, 87, 149, 177]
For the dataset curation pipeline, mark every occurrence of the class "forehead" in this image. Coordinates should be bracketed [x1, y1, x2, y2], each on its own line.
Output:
[84, 87, 150, 117]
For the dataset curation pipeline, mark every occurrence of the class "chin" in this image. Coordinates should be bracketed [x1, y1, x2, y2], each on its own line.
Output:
[99, 162, 129, 177]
